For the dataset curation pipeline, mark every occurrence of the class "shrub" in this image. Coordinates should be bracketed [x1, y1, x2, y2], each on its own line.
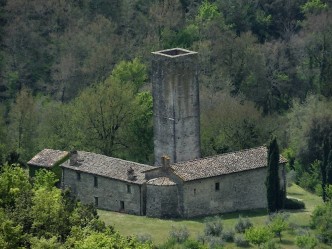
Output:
[267, 212, 289, 241]
[184, 239, 207, 249]
[169, 226, 189, 243]
[263, 240, 280, 249]
[235, 216, 253, 233]
[245, 226, 273, 247]
[204, 220, 223, 236]
[234, 234, 249, 247]
[221, 230, 234, 242]
[205, 236, 224, 249]
[311, 202, 332, 244]
[284, 198, 305, 210]
[296, 235, 318, 249]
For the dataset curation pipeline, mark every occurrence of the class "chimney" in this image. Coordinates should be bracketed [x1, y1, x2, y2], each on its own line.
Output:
[127, 167, 137, 181]
[161, 155, 170, 170]
[70, 150, 78, 166]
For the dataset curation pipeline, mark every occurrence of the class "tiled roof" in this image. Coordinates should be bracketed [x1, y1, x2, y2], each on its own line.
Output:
[28, 149, 69, 168]
[171, 146, 287, 182]
[61, 151, 155, 184]
[146, 177, 177, 186]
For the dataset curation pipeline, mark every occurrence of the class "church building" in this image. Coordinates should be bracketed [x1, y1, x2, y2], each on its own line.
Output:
[28, 48, 286, 218]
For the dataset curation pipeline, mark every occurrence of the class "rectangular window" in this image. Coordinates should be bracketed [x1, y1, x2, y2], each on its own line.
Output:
[94, 197, 98, 207]
[94, 176, 98, 188]
[77, 172, 81, 181]
[127, 184, 131, 193]
[194, 188, 196, 196]
[120, 201, 124, 210]
[215, 182, 220, 191]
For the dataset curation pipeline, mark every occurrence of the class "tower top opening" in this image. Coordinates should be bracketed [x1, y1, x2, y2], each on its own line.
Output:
[152, 48, 197, 58]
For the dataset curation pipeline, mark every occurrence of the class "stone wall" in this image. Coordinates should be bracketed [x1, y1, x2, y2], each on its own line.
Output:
[182, 168, 268, 217]
[62, 168, 144, 215]
[151, 48, 200, 165]
[146, 184, 179, 218]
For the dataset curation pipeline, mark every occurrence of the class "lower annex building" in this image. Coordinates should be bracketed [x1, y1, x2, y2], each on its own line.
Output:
[28, 146, 286, 218]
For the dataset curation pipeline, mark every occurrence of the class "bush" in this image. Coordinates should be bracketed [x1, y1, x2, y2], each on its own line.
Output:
[183, 239, 206, 249]
[284, 198, 305, 210]
[221, 230, 234, 242]
[204, 220, 223, 237]
[245, 226, 273, 247]
[234, 234, 250, 247]
[296, 235, 318, 249]
[169, 226, 190, 243]
[205, 236, 224, 249]
[311, 202, 332, 244]
[267, 212, 289, 241]
[235, 216, 253, 233]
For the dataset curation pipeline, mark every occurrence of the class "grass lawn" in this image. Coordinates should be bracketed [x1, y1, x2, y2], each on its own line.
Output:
[98, 184, 326, 248]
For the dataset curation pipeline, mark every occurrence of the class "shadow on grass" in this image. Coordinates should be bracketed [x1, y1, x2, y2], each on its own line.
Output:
[165, 208, 268, 224]
[280, 239, 294, 246]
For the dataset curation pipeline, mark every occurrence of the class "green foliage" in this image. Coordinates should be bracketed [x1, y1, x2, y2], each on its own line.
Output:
[327, 150, 332, 185]
[235, 216, 253, 233]
[267, 212, 289, 241]
[221, 230, 234, 242]
[0, 164, 31, 208]
[111, 58, 148, 93]
[234, 234, 250, 247]
[30, 236, 62, 249]
[33, 169, 58, 190]
[301, 0, 328, 15]
[297, 160, 321, 194]
[266, 137, 284, 212]
[295, 234, 318, 249]
[196, 0, 220, 22]
[0, 211, 26, 249]
[204, 218, 223, 236]
[245, 226, 274, 247]
[169, 226, 190, 243]
[31, 186, 65, 238]
[311, 202, 332, 244]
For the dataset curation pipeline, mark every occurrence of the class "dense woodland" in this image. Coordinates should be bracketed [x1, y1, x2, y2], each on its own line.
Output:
[1, 0, 332, 247]
[0, 0, 332, 195]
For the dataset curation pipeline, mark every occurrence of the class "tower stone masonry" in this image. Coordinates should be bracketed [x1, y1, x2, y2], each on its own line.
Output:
[151, 48, 201, 165]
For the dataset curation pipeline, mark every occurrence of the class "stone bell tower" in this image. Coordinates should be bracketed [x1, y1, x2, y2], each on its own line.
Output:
[151, 48, 200, 165]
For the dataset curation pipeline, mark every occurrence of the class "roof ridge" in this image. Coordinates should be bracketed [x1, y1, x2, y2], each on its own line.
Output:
[171, 145, 267, 167]
[77, 150, 154, 168]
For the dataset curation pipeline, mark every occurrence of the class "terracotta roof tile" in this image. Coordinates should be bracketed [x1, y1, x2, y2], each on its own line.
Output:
[61, 151, 155, 184]
[171, 146, 287, 181]
[28, 149, 69, 168]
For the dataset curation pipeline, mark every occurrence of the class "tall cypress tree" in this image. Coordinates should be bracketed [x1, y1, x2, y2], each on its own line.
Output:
[321, 138, 329, 202]
[266, 137, 283, 213]
[327, 150, 332, 186]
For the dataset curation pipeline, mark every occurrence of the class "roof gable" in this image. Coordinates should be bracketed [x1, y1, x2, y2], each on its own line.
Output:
[28, 149, 69, 168]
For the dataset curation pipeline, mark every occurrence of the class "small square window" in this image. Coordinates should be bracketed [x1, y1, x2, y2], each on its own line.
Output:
[77, 172, 81, 181]
[94, 176, 98, 188]
[94, 197, 98, 207]
[215, 182, 220, 191]
[127, 184, 131, 193]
